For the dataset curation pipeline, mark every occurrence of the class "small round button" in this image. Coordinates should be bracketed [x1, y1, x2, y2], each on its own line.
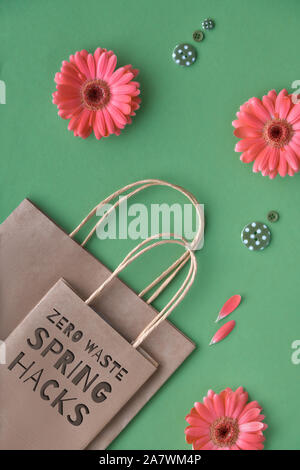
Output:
[241, 222, 271, 251]
[193, 30, 204, 42]
[202, 18, 215, 30]
[172, 44, 197, 67]
[267, 210, 279, 223]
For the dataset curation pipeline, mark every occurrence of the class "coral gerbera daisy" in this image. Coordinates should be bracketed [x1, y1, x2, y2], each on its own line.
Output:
[233, 89, 300, 178]
[53, 48, 141, 139]
[185, 387, 267, 450]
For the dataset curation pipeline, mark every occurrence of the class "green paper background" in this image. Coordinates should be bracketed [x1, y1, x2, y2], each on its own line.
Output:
[1, 0, 300, 450]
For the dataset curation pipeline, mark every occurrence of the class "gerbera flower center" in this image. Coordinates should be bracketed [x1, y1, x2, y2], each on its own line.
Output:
[263, 118, 293, 148]
[81, 79, 110, 111]
[210, 417, 239, 447]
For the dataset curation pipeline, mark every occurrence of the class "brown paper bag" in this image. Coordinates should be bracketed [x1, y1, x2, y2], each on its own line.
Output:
[0, 235, 196, 450]
[0, 180, 204, 449]
[0, 279, 157, 450]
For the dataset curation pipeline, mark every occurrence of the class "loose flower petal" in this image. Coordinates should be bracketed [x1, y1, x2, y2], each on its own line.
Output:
[209, 320, 236, 345]
[216, 294, 241, 322]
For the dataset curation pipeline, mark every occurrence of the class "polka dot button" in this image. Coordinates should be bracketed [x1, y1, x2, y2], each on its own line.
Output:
[241, 222, 271, 251]
[202, 18, 215, 30]
[172, 44, 197, 67]
[193, 30, 204, 42]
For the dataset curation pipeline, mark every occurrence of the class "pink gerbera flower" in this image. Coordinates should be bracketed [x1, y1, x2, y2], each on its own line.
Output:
[233, 89, 300, 178]
[53, 48, 141, 139]
[185, 387, 267, 450]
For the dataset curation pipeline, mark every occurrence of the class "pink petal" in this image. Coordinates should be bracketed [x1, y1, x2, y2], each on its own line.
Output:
[79, 49, 88, 59]
[56, 84, 80, 97]
[287, 103, 300, 124]
[207, 389, 215, 400]
[96, 51, 109, 79]
[279, 96, 291, 119]
[111, 84, 139, 95]
[54, 95, 82, 107]
[236, 438, 264, 450]
[96, 110, 107, 137]
[192, 437, 211, 450]
[113, 72, 135, 86]
[269, 169, 278, 179]
[257, 414, 266, 422]
[240, 151, 256, 163]
[87, 54, 96, 79]
[213, 393, 225, 417]
[237, 111, 264, 129]
[268, 89, 277, 104]
[234, 127, 261, 138]
[111, 94, 131, 103]
[268, 148, 279, 171]
[246, 140, 266, 159]
[77, 109, 91, 138]
[185, 414, 209, 427]
[235, 138, 261, 152]
[239, 432, 265, 443]
[194, 402, 213, 423]
[262, 95, 275, 117]
[111, 100, 131, 115]
[102, 107, 116, 134]
[232, 119, 244, 128]
[200, 441, 217, 450]
[284, 146, 300, 171]
[231, 392, 249, 419]
[230, 444, 240, 450]
[289, 140, 300, 162]
[239, 408, 262, 424]
[252, 147, 269, 173]
[68, 109, 83, 131]
[203, 396, 217, 421]
[108, 67, 126, 85]
[94, 47, 104, 64]
[209, 320, 236, 345]
[241, 401, 262, 415]
[216, 294, 241, 322]
[239, 422, 264, 432]
[278, 150, 288, 177]
[74, 51, 90, 79]
[249, 97, 270, 122]
[292, 120, 300, 130]
[103, 54, 117, 81]
[54, 73, 81, 88]
[107, 104, 127, 127]
[275, 89, 288, 115]
[225, 392, 237, 417]
[185, 426, 210, 438]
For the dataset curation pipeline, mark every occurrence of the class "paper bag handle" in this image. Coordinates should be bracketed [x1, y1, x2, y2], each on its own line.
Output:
[69, 179, 203, 250]
[84, 234, 197, 349]
[69, 179, 203, 306]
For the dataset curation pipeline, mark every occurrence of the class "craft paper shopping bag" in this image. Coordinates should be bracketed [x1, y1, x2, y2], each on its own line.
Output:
[0, 179, 204, 449]
[0, 235, 196, 450]
[0, 279, 157, 450]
